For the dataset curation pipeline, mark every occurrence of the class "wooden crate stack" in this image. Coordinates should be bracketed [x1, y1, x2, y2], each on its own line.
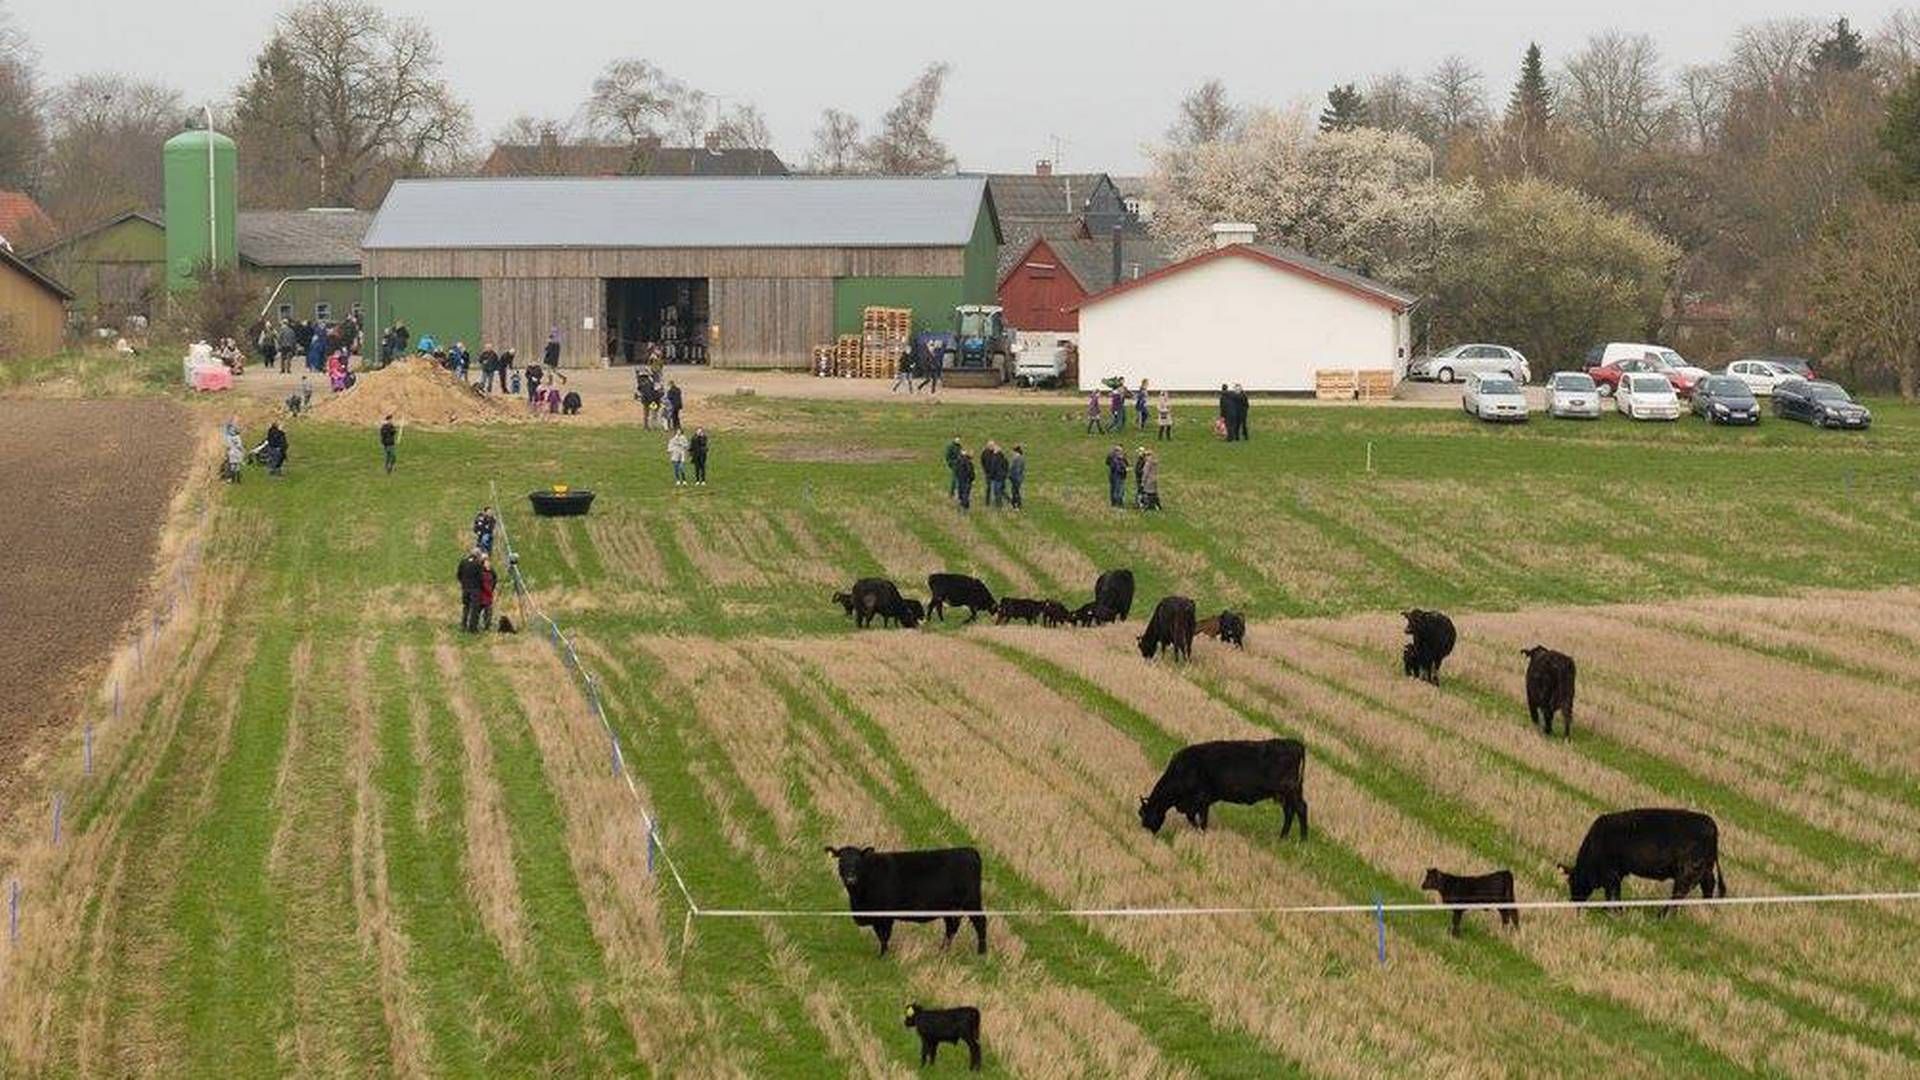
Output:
[1355, 369, 1395, 401]
[1314, 369, 1358, 401]
[834, 334, 862, 377]
[859, 306, 913, 379]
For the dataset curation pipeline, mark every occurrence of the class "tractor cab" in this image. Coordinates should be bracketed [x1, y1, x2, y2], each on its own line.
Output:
[945, 305, 1012, 386]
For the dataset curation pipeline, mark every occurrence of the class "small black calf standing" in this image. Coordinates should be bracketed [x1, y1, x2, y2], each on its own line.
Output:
[1422, 868, 1519, 936]
[904, 1004, 981, 1070]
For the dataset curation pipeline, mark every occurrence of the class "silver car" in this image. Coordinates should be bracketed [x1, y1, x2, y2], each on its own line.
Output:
[1463, 374, 1529, 422]
[1546, 371, 1601, 419]
[1411, 343, 1531, 384]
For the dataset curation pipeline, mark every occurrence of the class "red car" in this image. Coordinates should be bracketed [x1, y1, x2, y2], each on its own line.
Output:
[1586, 356, 1703, 399]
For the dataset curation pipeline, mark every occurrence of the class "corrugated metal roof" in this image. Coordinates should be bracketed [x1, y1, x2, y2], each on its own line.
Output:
[362, 176, 993, 250]
[480, 143, 789, 177]
[236, 210, 373, 267]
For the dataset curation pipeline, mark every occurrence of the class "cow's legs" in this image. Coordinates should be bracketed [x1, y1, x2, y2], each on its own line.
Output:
[1194, 803, 1210, 830]
[920, 1036, 936, 1065]
[969, 914, 988, 954]
[942, 916, 960, 948]
[965, 1035, 982, 1070]
[873, 919, 893, 955]
[1449, 909, 1463, 937]
[1279, 797, 1294, 838]
[1561, 704, 1573, 738]
[964, 606, 978, 623]
[1291, 795, 1309, 840]
[1500, 906, 1519, 929]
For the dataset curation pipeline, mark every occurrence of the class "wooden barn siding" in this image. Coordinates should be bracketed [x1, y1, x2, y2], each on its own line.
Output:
[0, 266, 68, 360]
[364, 246, 963, 279]
[480, 278, 603, 367]
[710, 277, 833, 368]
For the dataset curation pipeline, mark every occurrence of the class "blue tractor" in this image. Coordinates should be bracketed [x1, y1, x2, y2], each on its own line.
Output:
[943, 305, 1012, 387]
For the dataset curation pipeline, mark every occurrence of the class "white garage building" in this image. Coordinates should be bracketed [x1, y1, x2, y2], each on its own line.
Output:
[1075, 225, 1417, 392]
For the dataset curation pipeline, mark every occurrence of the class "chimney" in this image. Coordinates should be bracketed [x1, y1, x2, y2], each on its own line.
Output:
[1110, 225, 1124, 290]
[704, 130, 722, 153]
[1035, 159, 1053, 177]
[1210, 222, 1257, 249]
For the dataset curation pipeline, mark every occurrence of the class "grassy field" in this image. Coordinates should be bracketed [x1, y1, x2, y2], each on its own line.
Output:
[5, 387, 1920, 1076]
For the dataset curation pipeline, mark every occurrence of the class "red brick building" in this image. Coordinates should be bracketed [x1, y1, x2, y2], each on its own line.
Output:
[996, 234, 1167, 332]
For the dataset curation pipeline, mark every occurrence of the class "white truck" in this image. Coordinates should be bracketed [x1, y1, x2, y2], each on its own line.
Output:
[1011, 331, 1073, 388]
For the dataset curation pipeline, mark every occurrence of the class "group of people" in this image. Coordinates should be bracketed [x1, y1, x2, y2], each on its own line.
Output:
[455, 507, 500, 632]
[1105, 444, 1162, 510]
[888, 345, 945, 394]
[944, 437, 1026, 511]
[256, 315, 362, 377]
[634, 367, 685, 430]
[666, 427, 711, 485]
[220, 415, 290, 481]
[1217, 383, 1253, 441]
[1086, 380, 1175, 441]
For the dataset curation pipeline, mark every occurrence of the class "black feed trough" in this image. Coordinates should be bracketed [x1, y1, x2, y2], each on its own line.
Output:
[529, 487, 595, 517]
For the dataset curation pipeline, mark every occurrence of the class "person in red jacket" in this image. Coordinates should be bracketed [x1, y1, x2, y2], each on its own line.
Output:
[477, 555, 498, 631]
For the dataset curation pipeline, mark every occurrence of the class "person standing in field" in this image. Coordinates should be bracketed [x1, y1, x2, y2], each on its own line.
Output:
[1008, 444, 1026, 509]
[1105, 445, 1128, 508]
[477, 555, 497, 631]
[498, 349, 514, 395]
[221, 417, 245, 482]
[1135, 380, 1150, 430]
[1108, 382, 1127, 433]
[690, 427, 710, 485]
[1157, 390, 1173, 441]
[981, 440, 1006, 508]
[1141, 450, 1161, 510]
[668, 429, 690, 486]
[525, 361, 544, 405]
[1232, 384, 1251, 441]
[954, 449, 975, 510]
[1133, 446, 1148, 508]
[473, 506, 496, 554]
[379, 414, 398, 474]
[945, 437, 963, 500]
[1085, 390, 1102, 434]
[276, 319, 297, 373]
[665, 381, 684, 431]
[1218, 384, 1234, 442]
[457, 548, 484, 633]
[544, 327, 562, 368]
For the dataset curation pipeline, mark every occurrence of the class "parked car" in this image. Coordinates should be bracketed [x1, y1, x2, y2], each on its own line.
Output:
[1616, 373, 1682, 420]
[1462, 373, 1529, 422]
[1545, 371, 1602, 418]
[1752, 355, 1818, 381]
[1691, 375, 1761, 425]
[1773, 379, 1871, 429]
[1584, 343, 1710, 397]
[1011, 336, 1071, 387]
[1411, 344, 1531, 384]
[1723, 358, 1802, 396]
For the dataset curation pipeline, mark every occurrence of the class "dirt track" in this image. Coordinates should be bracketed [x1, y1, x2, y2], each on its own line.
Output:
[0, 399, 194, 801]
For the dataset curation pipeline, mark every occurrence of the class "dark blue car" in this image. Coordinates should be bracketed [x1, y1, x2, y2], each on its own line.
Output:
[1773, 380, 1871, 429]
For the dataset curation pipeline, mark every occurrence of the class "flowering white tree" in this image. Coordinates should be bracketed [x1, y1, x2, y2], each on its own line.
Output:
[1146, 106, 1480, 290]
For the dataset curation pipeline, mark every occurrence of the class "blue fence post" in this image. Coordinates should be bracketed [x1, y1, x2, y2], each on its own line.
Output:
[1374, 893, 1387, 966]
[84, 723, 93, 777]
[51, 792, 62, 847]
[646, 822, 657, 876]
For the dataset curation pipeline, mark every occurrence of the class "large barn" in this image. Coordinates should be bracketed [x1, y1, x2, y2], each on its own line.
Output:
[358, 176, 1001, 368]
[1075, 226, 1417, 392]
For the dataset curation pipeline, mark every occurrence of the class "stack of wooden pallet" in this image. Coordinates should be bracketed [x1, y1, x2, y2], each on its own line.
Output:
[1356, 370, 1395, 401]
[811, 345, 835, 377]
[834, 334, 863, 377]
[860, 307, 913, 378]
[1314, 369, 1358, 401]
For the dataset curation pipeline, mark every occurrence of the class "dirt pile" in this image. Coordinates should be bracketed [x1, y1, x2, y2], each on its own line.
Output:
[310, 358, 516, 425]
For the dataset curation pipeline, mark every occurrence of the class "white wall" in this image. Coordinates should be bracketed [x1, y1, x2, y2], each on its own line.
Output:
[1077, 253, 1404, 391]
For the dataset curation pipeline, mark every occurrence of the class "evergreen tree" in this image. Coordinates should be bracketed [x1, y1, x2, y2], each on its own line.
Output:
[1319, 84, 1368, 132]
[1878, 68, 1920, 199]
[1503, 42, 1553, 175]
[1811, 17, 1868, 73]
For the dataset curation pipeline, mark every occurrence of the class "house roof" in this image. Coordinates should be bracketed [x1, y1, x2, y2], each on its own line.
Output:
[998, 234, 1172, 293]
[995, 218, 1089, 276]
[0, 244, 75, 300]
[235, 209, 372, 268]
[481, 142, 789, 178]
[362, 176, 998, 251]
[1075, 242, 1418, 312]
[22, 208, 165, 260]
[986, 173, 1115, 219]
[0, 191, 55, 247]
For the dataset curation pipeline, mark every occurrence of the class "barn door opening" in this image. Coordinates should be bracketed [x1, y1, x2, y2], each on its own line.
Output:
[604, 278, 710, 365]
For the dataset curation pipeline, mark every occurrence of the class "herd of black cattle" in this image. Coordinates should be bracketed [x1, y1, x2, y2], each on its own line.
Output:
[819, 573, 1729, 1069]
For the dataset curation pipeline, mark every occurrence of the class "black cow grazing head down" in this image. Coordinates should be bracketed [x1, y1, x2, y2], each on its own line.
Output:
[1197, 611, 1246, 648]
[1138, 738, 1308, 839]
[849, 578, 920, 629]
[928, 573, 997, 623]
[832, 590, 856, 617]
[904, 1004, 983, 1070]
[1094, 569, 1136, 621]
[1522, 645, 1577, 736]
[823, 845, 988, 955]
[1040, 600, 1072, 627]
[1559, 808, 1726, 914]
[1137, 596, 1198, 660]
[1421, 868, 1520, 937]
[1401, 609, 1457, 683]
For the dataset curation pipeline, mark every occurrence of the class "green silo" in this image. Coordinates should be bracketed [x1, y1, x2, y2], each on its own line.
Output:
[163, 126, 238, 292]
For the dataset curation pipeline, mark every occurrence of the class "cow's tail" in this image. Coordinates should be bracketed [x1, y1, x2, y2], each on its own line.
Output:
[1715, 862, 1727, 899]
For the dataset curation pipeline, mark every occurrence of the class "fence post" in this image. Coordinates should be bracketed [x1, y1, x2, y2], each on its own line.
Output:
[647, 822, 657, 876]
[84, 723, 93, 777]
[8, 879, 17, 943]
[51, 792, 62, 847]
[1374, 893, 1386, 967]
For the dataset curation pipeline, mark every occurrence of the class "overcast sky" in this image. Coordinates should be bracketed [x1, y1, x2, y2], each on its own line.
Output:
[14, 0, 1913, 174]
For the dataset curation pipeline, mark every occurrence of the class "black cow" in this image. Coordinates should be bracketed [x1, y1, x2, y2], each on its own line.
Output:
[1522, 645, 1576, 736]
[928, 573, 996, 623]
[1094, 569, 1135, 621]
[1138, 738, 1308, 838]
[824, 845, 987, 955]
[1137, 596, 1197, 661]
[994, 597, 1045, 625]
[903, 1004, 982, 1071]
[1070, 601, 1117, 627]
[849, 578, 921, 629]
[1402, 609, 1457, 683]
[1560, 808, 1726, 914]
[832, 590, 856, 618]
[1040, 600, 1072, 627]
[1421, 868, 1519, 937]
[1197, 610, 1246, 648]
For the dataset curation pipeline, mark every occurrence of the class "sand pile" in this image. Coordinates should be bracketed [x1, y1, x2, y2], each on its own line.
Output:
[309, 358, 517, 425]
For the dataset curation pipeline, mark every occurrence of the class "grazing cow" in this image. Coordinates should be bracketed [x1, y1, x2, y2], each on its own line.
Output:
[1138, 739, 1308, 838]
[1402, 609, 1457, 683]
[1421, 868, 1519, 937]
[1137, 596, 1197, 661]
[832, 590, 856, 618]
[1070, 601, 1117, 627]
[1196, 610, 1246, 648]
[928, 573, 997, 623]
[993, 597, 1046, 625]
[903, 1004, 982, 1071]
[1522, 645, 1577, 736]
[1560, 808, 1726, 914]
[824, 845, 988, 955]
[1040, 600, 1072, 628]
[1094, 569, 1136, 621]
[849, 578, 921, 629]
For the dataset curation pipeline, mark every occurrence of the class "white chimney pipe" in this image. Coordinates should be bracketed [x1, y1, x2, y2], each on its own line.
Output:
[1210, 222, 1257, 249]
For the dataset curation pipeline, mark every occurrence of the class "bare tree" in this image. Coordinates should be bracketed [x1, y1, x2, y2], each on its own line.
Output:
[1807, 197, 1920, 397]
[0, 3, 42, 194]
[1422, 55, 1488, 140]
[1676, 64, 1728, 148]
[858, 63, 956, 175]
[41, 74, 182, 226]
[1874, 7, 1920, 79]
[1170, 79, 1237, 144]
[230, 0, 470, 208]
[497, 114, 577, 145]
[1725, 17, 1819, 130]
[1365, 72, 1434, 138]
[667, 87, 710, 145]
[583, 58, 683, 144]
[1559, 32, 1674, 154]
[806, 108, 863, 173]
[709, 102, 772, 152]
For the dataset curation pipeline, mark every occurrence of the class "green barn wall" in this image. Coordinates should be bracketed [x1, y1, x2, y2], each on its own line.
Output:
[261, 273, 365, 324]
[28, 217, 167, 324]
[832, 277, 965, 337]
[961, 197, 998, 305]
[364, 279, 480, 349]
